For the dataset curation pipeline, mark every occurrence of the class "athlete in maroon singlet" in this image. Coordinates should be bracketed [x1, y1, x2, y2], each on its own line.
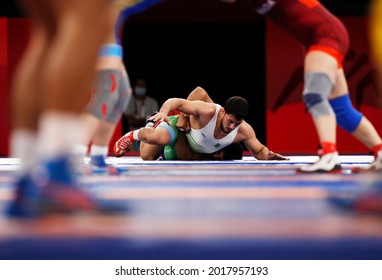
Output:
[250, 0, 348, 64]
[222, 0, 382, 172]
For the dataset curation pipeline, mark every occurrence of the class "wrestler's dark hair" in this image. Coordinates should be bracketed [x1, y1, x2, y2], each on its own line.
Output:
[221, 142, 243, 160]
[223, 96, 249, 120]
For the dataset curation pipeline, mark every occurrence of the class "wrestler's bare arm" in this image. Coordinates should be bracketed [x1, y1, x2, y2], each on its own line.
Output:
[150, 98, 215, 126]
[187, 86, 214, 103]
[240, 122, 289, 160]
[177, 87, 214, 131]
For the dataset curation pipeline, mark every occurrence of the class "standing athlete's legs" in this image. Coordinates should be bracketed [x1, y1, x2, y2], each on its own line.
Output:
[8, 0, 115, 217]
[298, 50, 341, 173]
[76, 45, 132, 171]
[10, 0, 55, 176]
[36, 0, 112, 168]
[299, 50, 382, 173]
[331, 70, 382, 170]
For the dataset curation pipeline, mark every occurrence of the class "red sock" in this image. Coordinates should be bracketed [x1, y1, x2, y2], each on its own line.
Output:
[318, 142, 337, 155]
[370, 143, 382, 158]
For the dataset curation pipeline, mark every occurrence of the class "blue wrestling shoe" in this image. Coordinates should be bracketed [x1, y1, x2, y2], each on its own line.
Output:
[7, 174, 98, 218]
[7, 156, 127, 218]
[88, 155, 125, 175]
[90, 154, 108, 167]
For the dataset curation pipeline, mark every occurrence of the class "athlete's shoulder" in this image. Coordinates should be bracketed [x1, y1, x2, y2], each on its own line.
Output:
[237, 121, 256, 138]
[198, 100, 217, 112]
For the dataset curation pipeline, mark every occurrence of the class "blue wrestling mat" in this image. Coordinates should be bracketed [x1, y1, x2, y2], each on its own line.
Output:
[0, 155, 382, 260]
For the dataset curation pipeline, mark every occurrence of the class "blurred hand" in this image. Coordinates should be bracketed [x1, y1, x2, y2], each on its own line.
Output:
[148, 112, 171, 126]
[176, 113, 191, 132]
[267, 151, 289, 160]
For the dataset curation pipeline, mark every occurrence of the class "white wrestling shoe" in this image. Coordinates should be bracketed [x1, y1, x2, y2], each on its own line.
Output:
[365, 152, 382, 171]
[297, 152, 342, 173]
[114, 132, 135, 157]
[352, 151, 382, 173]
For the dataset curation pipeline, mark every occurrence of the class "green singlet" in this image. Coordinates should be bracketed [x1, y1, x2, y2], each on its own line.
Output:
[161, 115, 179, 160]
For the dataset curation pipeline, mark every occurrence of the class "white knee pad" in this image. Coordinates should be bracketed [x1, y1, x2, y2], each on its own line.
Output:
[302, 72, 335, 119]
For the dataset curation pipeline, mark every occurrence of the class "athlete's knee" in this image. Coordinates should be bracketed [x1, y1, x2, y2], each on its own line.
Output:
[303, 72, 334, 118]
[140, 142, 162, 160]
[329, 95, 363, 132]
[156, 123, 177, 145]
[141, 129, 170, 146]
[140, 151, 157, 161]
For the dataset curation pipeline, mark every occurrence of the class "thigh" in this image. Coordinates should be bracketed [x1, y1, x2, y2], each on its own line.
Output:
[174, 132, 195, 160]
[59, 0, 111, 21]
[92, 121, 117, 146]
[304, 51, 338, 82]
[329, 69, 350, 98]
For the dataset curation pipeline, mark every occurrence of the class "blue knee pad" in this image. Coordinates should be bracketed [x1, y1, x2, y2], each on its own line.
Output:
[329, 95, 363, 132]
[157, 116, 179, 145]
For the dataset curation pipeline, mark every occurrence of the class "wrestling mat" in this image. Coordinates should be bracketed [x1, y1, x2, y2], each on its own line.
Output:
[0, 155, 382, 260]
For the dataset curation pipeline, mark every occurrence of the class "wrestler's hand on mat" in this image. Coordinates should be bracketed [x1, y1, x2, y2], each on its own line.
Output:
[149, 112, 171, 126]
[267, 151, 289, 161]
[176, 113, 191, 132]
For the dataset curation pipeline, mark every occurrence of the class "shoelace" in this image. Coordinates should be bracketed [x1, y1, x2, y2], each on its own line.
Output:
[118, 136, 132, 150]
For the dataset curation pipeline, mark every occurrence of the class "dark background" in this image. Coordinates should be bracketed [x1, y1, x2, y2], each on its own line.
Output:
[0, 0, 373, 144]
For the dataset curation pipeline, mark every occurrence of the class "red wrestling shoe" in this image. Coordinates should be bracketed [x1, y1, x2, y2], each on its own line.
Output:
[114, 132, 135, 157]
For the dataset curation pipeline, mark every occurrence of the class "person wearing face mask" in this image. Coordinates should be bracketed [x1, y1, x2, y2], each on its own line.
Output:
[122, 78, 159, 151]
